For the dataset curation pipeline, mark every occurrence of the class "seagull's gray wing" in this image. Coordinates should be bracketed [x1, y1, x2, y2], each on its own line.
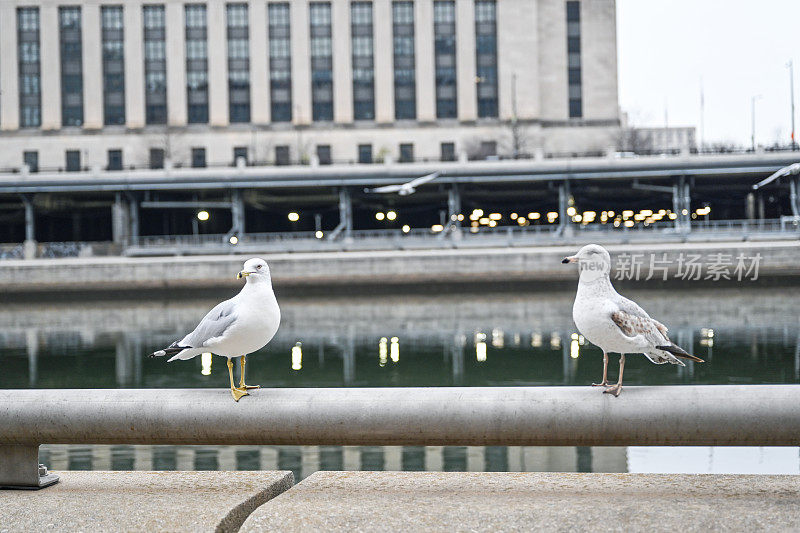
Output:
[612, 293, 670, 339]
[366, 184, 403, 193]
[407, 171, 440, 188]
[180, 298, 239, 348]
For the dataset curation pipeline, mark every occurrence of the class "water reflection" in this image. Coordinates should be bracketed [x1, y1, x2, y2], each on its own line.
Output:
[3, 285, 800, 475]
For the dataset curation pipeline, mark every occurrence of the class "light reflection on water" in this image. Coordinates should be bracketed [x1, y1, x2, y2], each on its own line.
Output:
[3, 285, 800, 476]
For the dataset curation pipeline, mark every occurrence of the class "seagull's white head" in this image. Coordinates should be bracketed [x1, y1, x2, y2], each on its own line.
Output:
[562, 244, 611, 281]
[237, 257, 272, 283]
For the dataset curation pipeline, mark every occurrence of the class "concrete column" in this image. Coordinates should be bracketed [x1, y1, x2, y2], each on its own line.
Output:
[558, 181, 570, 234]
[591, 447, 628, 473]
[133, 446, 154, 471]
[127, 194, 139, 244]
[40, 5, 62, 130]
[373, 0, 394, 123]
[91, 445, 112, 470]
[384, 446, 403, 471]
[249, 0, 270, 124]
[26, 330, 38, 388]
[218, 446, 237, 470]
[290, 0, 311, 125]
[48, 445, 69, 471]
[497, 0, 539, 121]
[414, 0, 435, 122]
[166, 2, 188, 126]
[259, 447, 279, 470]
[425, 446, 443, 471]
[175, 447, 195, 470]
[455, 0, 477, 122]
[22, 195, 36, 259]
[332, 0, 353, 123]
[301, 446, 320, 479]
[124, 0, 146, 128]
[342, 446, 360, 471]
[231, 189, 245, 235]
[82, 4, 103, 129]
[0, 3, 20, 131]
[207, 0, 229, 126]
[448, 185, 461, 227]
[112, 194, 130, 244]
[466, 446, 484, 472]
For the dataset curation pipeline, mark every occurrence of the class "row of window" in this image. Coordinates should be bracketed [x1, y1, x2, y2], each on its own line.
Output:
[19, 141, 465, 173]
[12, 0, 512, 128]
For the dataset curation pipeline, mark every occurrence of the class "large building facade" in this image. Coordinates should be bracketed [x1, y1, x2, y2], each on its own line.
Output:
[0, 0, 619, 171]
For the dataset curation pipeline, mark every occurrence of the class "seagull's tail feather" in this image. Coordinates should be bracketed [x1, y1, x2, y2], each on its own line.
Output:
[167, 347, 205, 362]
[149, 344, 191, 359]
[656, 344, 704, 363]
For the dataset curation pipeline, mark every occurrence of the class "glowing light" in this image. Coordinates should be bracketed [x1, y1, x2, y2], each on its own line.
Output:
[375, 212, 385, 221]
[529, 212, 541, 220]
[479, 217, 490, 225]
[475, 332, 487, 362]
[473, 209, 484, 217]
[229, 236, 239, 245]
[682, 208, 689, 215]
[197, 210, 210, 221]
[517, 217, 527, 225]
[431, 224, 444, 232]
[641, 209, 653, 217]
[531, 333, 542, 347]
[315, 230, 324, 239]
[624, 220, 634, 227]
[457, 214, 464, 221]
[570, 339, 580, 359]
[613, 219, 621, 227]
[510, 213, 518, 220]
[669, 213, 678, 220]
[572, 215, 582, 223]
[567, 206, 577, 217]
[489, 213, 502, 221]
[201, 352, 212, 375]
[550, 333, 561, 349]
[390, 336, 400, 363]
[291, 342, 302, 371]
[489, 220, 497, 227]
[387, 210, 397, 221]
[546, 212, 558, 223]
[379, 337, 388, 367]
[622, 210, 634, 219]
[492, 328, 504, 348]
[607, 211, 615, 217]
[402, 225, 410, 233]
[288, 212, 300, 222]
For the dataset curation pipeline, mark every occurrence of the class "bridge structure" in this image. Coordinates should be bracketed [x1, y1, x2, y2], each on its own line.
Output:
[0, 152, 799, 258]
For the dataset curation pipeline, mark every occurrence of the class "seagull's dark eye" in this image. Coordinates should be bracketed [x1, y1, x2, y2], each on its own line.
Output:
[257, 265, 262, 269]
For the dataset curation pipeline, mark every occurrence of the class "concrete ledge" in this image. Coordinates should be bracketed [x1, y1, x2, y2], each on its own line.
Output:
[241, 471, 800, 532]
[0, 470, 293, 533]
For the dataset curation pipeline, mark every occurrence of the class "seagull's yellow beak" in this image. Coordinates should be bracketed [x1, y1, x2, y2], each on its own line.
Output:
[237, 270, 250, 279]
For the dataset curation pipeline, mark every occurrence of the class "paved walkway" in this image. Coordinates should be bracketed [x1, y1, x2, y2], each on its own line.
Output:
[242, 471, 800, 532]
[0, 471, 292, 533]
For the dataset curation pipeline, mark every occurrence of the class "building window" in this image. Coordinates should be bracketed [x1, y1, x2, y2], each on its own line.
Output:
[351, 2, 374, 120]
[107, 149, 123, 171]
[268, 3, 292, 122]
[59, 7, 84, 127]
[23, 151, 39, 173]
[358, 144, 372, 164]
[226, 3, 251, 123]
[101, 6, 126, 126]
[310, 2, 333, 121]
[440, 141, 455, 162]
[66, 150, 81, 172]
[149, 148, 165, 169]
[479, 140, 497, 159]
[233, 146, 249, 166]
[399, 143, 414, 163]
[433, 1, 457, 119]
[316, 144, 332, 165]
[475, 1, 498, 118]
[143, 5, 167, 125]
[17, 8, 42, 128]
[275, 145, 290, 166]
[392, 1, 416, 120]
[185, 4, 209, 124]
[191, 147, 206, 168]
[566, 1, 582, 118]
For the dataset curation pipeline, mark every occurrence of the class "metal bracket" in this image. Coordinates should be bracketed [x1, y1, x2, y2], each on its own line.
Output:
[0, 445, 59, 490]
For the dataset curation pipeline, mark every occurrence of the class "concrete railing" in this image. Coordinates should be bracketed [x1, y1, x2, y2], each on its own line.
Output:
[2, 386, 800, 488]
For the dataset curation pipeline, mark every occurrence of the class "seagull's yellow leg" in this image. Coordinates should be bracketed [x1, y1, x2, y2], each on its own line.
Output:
[228, 358, 248, 401]
[239, 355, 261, 390]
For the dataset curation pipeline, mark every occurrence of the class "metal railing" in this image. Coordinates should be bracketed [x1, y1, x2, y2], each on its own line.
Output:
[2, 385, 799, 488]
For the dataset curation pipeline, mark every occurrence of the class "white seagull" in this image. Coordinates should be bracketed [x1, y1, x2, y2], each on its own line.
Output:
[562, 244, 703, 396]
[364, 171, 440, 195]
[150, 257, 281, 401]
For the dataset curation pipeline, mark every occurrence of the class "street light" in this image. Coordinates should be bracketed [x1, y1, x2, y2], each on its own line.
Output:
[751, 94, 763, 152]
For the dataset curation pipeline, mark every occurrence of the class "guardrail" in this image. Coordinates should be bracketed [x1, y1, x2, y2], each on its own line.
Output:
[2, 385, 799, 488]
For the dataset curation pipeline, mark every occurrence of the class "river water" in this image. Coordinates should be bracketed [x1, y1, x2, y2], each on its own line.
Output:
[2, 284, 799, 479]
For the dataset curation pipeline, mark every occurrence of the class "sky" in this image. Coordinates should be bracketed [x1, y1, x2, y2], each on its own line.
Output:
[617, 0, 800, 147]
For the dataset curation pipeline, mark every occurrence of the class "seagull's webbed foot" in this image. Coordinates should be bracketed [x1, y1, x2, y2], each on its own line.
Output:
[231, 387, 249, 401]
[603, 384, 623, 397]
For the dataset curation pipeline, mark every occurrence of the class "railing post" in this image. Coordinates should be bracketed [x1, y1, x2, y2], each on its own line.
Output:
[0, 444, 59, 489]
[21, 194, 36, 259]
